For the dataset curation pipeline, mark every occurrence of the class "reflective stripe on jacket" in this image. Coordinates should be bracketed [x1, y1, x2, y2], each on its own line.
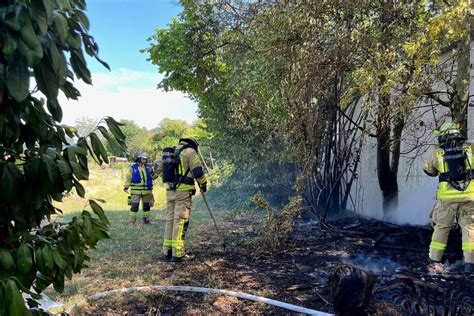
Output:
[129, 163, 153, 195]
[429, 145, 474, 201]
[175, 146, 207, 192]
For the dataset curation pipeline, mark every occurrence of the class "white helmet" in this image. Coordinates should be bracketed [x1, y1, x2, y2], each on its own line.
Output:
[137, 151, 149, 159]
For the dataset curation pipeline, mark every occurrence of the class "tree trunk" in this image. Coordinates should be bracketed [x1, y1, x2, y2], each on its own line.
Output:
[452, 20, 470, 137]
[376, 92, 399, 216]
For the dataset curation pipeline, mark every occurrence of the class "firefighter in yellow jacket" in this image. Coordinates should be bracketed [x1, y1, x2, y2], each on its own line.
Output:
[423, 122, 474, 273]
[123, 151, 158, 225]
[159, 137, 207, 262]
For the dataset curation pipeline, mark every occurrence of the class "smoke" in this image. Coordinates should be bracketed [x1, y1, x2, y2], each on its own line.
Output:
[343, 254, 401, 275]
[383, 179, 438, 225]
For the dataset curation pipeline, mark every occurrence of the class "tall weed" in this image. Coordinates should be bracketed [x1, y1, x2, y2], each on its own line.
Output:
[250, 193, 302, 256]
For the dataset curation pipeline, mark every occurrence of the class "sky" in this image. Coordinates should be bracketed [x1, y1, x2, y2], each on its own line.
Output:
[60, 0, 198, 130]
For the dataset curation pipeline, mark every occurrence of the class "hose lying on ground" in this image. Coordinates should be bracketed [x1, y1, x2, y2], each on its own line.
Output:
[68, 285, 334, 315]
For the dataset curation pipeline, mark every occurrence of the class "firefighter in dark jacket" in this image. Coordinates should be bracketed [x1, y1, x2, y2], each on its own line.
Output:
[423, 122, 474, 273]
[124, 151, 158, 225]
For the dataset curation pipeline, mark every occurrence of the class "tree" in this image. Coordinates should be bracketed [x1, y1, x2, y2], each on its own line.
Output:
[151, 118, 189, 149]
[348, 1, 468, 215]
[107, 119, 152, 159]
[0, 0, 125, 313]
[147, 0, 469, 220]
[146, 1, 371, 218]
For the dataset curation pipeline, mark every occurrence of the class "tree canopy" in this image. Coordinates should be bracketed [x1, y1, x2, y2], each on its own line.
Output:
[0, 0, 125, 313]
[146, 0, 470, 218]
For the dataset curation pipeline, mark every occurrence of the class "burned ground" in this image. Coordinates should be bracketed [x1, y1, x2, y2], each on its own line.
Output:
[74, 217, 473, 315]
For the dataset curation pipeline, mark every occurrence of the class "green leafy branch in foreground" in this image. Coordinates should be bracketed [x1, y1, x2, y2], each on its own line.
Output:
[0, 0, 125, 314]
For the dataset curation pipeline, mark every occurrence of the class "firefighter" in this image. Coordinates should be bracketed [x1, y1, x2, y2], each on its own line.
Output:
[161, 137, 207, 262]
[423, 122, 474, 273]
[123, 151, 158, 225]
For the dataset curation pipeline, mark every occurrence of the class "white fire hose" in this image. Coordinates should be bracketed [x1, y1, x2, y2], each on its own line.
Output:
[65, 285, 334, 315]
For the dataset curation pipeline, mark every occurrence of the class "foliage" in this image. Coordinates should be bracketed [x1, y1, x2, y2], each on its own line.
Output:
[0, 0, 125, 313]
[152, 118, 210, 148]
[147, 0, 469, 219]
[249, 193, 302, 256]
[107, 119, 152, 159]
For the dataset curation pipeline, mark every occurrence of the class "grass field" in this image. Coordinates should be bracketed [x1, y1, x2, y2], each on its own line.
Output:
[47, 165, 225, 309]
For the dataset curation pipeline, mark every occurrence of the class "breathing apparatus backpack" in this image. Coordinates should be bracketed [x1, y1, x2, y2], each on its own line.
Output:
[439, 135, 473, 191]
[162, 144, 191, 189]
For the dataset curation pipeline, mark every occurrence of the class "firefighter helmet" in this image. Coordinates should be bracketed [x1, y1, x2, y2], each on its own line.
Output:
[434, 122, 460, 136]
[434, 122, 463, 145]
[137, 151, 149, 160]
[179, 137, 199, 151]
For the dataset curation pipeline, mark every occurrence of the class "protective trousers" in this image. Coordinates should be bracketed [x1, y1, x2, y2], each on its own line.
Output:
[130, 194, 154, 220]
[429, 200, 474, 263]
[162, 190, 192, 258]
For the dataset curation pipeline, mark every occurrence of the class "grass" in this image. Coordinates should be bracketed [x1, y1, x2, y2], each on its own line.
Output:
[47, 165, 225, 309]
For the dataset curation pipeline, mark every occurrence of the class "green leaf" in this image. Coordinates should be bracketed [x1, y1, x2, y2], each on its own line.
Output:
[89, 200, 110, 226]
[2, 31, 18, 62]
[70, 161, 88, 180]
[0, 249, 16, 271]
[1, 163, 19, 202]
[32, 0, 48, 35]
[97, 126, 112, 142]
[42, 155, 58, 183]
[60, 80, 81, 100]
[49, 40, 67, 84]
[53, 250, 66, 270]
[74, 9, 90, 30]
[83, 214, 93, 239]
[53, 14, 69, 44]
[18, 37, 43, 67]
[41, 246, 54, 270]
[56, 0, 72, 11]
[20, 13, 41, 51]
[74, 179, 85, 198]
[34, 58, 59, 99]
[70, 50, 91, 84]
[42, 0, 54, 23]
[6, 60, 30, 102]
[76, 0, 86, 10]
[67, 31, 81, 50]
[4, 5, 22, 31]
[47, 98, 63, 122]
[105, 117, 126, 145]
[90, 132, 109, 164]
[5, 279, 30, 316]
[82, 34, 110, 70]
[57, 159, 72, 179]
[52, 271, 65, 292]
[17, 244, 33, 275]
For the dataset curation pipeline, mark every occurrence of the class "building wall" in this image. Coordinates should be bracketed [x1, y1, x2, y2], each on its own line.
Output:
[351, 45, 474, 224]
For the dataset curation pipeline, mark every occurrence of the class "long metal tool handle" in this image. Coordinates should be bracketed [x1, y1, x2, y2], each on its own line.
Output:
[198, 150, 212, 175]
[189, 155, 226, 252]
[200, 190, 226, 251]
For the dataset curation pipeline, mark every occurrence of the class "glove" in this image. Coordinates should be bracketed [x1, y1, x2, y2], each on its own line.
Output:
[200, 183, 207, 193]
[123, 187, 129, 193]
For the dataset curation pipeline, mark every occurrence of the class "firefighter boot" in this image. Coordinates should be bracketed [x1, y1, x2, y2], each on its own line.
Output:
[163, 249, 172, 260]
[171, 254, 195, 263]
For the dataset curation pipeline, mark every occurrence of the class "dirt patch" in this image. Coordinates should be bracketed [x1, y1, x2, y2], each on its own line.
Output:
[73, 217, 473, 315]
